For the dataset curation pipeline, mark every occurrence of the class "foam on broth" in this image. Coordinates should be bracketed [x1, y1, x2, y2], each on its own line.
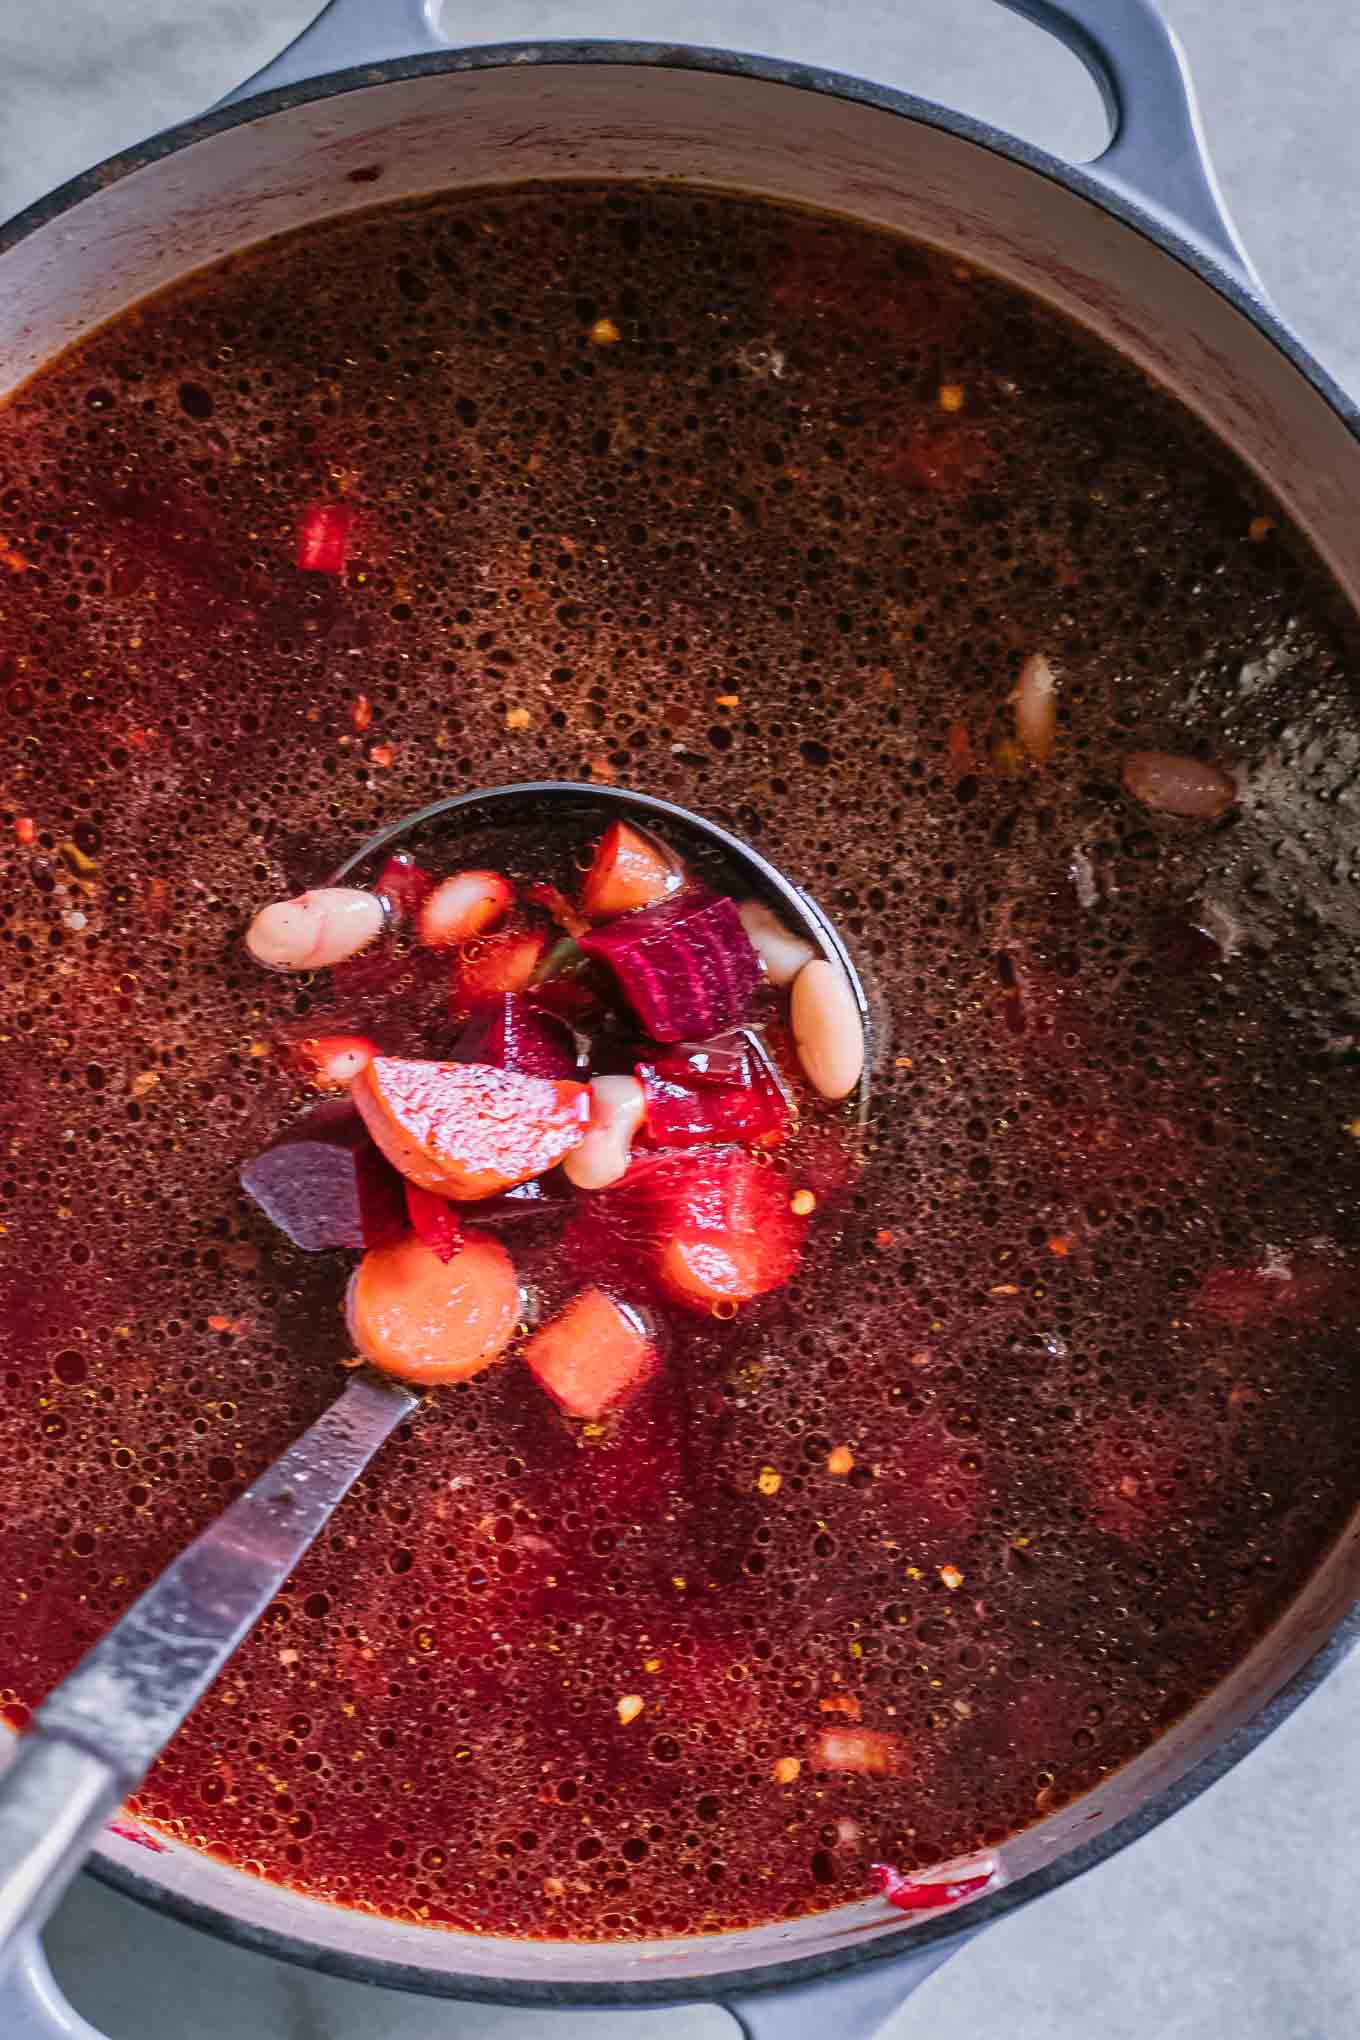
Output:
[1, 185, 1359, 1939]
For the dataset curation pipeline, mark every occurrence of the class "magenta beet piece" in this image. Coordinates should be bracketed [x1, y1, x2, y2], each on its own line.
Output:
[870, 1861, 996, 1912]
[239, 1101, 405, 1251]
[653, 1032, 758, 1088]
[450, 993, 583, 1080]
[374, 851, 434, 920]
[404, 1182, 463, 1264]
[637, 1028, 790, 1145]
[578, 892, 761, 1043]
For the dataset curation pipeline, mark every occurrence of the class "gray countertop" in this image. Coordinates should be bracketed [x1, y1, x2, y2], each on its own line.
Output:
[4, 4, 1360, 2037]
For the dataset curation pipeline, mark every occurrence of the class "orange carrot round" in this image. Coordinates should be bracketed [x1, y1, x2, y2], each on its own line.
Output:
[347, 1232, 519, 1385]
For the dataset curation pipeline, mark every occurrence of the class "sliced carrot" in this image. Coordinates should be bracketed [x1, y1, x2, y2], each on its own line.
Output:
[661, 1233, 782, 1310]
[453, 929, 547, 1008]
[581, 820, 682, 921]
[419, 870, 514, 950]
[523, 1286, 657, 1419]
[347, 1232, 519, 1385]
[353, 1055, 589, 1199]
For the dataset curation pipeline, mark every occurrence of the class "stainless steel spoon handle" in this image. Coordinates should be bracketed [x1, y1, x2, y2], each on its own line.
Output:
[0, 1369, 416, 1962]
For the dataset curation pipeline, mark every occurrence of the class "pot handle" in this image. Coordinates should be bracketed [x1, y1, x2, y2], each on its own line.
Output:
[724, 1925, 978, 2039]
[0, 1938, 106, 2040]
[217, 0, 448, 106]
[1005, 0, 1258, 289]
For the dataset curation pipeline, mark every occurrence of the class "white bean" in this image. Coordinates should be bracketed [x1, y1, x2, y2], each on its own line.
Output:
[791, 958, 864, 1100]
[1123, 750, 1237, 820]
[1014, 651, 1057, 766]
[562, 1075, 646, 1190]
[739, 900, 817, 988]
[246, 887, 385, 972]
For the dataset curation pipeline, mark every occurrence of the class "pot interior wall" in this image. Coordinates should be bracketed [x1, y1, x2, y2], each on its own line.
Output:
[3, 54, 1360, 1991]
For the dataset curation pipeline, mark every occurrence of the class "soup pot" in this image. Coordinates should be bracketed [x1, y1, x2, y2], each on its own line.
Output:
[3, 3, 1360, 2034]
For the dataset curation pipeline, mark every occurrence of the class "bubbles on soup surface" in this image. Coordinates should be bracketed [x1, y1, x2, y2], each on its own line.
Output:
[0, 184, 1358, 1938]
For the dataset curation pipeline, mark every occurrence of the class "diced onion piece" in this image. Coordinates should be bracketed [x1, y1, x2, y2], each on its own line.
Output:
[1123, 750, 1237, 819]
[419, 870, 514, 949]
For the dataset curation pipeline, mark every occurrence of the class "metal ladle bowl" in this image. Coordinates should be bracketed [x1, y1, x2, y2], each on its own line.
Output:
[332, 778, 874, 1121]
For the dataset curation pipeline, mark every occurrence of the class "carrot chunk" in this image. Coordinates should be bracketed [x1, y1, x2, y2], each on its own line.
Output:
[347, 1232, 519, 1385]
[581, 820, 682, 921]
[523, 1286, 657, 1419]
[353, 1055, 589, 1199]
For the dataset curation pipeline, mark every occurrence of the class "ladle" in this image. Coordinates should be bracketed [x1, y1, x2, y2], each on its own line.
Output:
[0, 781, 867, 1967]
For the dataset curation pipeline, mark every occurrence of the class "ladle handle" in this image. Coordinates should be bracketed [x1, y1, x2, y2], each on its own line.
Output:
[0, 1370, 414, 2039]
[219, 0, 1257, 298]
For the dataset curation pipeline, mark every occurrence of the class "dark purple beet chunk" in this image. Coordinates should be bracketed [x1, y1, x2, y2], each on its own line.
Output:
[578, 892, 761, 1043]
[239, 1101, 406, 1252]
[450, 993, 584, 1080]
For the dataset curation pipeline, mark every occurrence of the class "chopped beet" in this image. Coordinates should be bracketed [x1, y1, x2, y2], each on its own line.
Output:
[374, 852, 434, 920]
[637, 1029, 790, 1146]
[565, 1146, 806, 1307]
[404, 1182, 463, 1263]
[651, 1033, 760, 1088]
[871, 1861, 994, 1911]
[451, 993, 583, 1081]
[578, 892, 761, 1042]
[239, 1100, 405, 1251]
[465, 1172, 571, 1225]
[297, 502, 355, 574]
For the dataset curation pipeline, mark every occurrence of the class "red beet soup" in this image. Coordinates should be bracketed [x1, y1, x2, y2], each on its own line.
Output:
[1, 184, 1359, 1940]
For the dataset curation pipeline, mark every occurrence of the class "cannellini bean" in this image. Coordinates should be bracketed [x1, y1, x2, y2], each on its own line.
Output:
[419, 869, 514, 949]
[791, 958, 864, 1100]
[246, 887, 384, 971]
[562, 1075, 646, 1190]
[1014, 651, 1057, 766]
[739, 900, 817, 988]
[1123, 750, 1237, 820]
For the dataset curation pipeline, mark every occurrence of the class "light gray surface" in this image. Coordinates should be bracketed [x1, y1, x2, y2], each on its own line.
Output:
[4, 2, 1360, 2035]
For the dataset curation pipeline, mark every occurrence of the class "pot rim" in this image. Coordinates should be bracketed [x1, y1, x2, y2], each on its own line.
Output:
[5, 35, 1360, 2010]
